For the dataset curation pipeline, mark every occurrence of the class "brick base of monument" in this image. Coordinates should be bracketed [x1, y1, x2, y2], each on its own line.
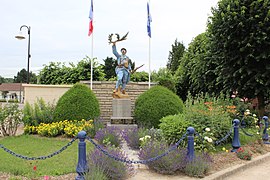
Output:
[110, 98, 135, 124]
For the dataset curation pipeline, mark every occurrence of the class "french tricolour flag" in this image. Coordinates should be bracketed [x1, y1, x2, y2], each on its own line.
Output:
[88, 0, 93, 36]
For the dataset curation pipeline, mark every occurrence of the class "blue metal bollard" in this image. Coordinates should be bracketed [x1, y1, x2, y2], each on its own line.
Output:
[231, 119, 241, 152]
[187, 127, 195, 161]
[262, 116, 270, 144]
[76, 131, 88, 180]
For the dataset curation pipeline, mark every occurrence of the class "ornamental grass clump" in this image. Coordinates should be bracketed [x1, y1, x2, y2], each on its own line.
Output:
[138, 139, 187, 174]
[236, 147, 252, 160]
[87, 147, 134, 180]
[184, 153, 212, 177]
[95, 126, 121, 148]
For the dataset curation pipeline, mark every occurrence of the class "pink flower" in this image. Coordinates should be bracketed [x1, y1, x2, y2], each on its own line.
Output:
[44, 175, 50, 180]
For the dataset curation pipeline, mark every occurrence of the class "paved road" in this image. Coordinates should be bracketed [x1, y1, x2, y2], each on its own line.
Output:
[223, 157, 270, 180]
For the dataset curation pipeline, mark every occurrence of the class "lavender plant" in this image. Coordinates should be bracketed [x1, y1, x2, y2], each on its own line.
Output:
[94, 126, 121, 148]
[121, 127, 148, 149]
[184, 153, 212, 177]
[87, 147, 134, 180]
[138, 139, 187, 174]
[85, 166, 108, 180]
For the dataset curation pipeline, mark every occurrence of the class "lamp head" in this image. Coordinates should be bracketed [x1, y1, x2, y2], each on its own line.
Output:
[15, 31, 26, 40]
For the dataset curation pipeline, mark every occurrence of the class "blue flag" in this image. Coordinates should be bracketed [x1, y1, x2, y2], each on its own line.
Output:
[147, 2, 152, 38]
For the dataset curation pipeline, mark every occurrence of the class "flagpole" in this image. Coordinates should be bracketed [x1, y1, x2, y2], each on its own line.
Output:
[90, 31, 93, 90]
[148, 0, 151, 89]
[89, 0, 94, 90]
[148, 35, 151, 89]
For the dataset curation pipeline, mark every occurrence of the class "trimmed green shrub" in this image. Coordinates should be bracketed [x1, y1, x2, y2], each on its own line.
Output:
[159, 113, 216, 152]
[54, 83, 100, 121]
[159, 114, 196, 145]
[134, 86, 184, 128]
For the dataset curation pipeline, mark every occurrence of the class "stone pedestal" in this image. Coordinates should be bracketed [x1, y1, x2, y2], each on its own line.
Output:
[110, 98, 135, 124]
[106, 122, 137, 130]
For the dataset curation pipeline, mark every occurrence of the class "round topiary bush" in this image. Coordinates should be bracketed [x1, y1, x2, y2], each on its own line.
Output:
[54, 83, 100, 121]
[134, 85, 184, 128]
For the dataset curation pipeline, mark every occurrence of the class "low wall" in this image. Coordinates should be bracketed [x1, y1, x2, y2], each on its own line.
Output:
[22, 84, 73, 105]
[23, 81, 155, 123]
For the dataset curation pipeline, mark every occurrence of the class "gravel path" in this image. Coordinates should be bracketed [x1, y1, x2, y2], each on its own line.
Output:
[122, 140, 196, 180]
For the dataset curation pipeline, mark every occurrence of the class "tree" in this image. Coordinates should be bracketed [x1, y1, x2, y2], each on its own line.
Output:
[167, 39, 185, 74]
[39, 56, 106, 84]
[102, 57, 117, 80]
[101, 56, 137, 81]
[175, 33, 219, 101]
[39, 62, 64, 84]
[14, 69, 37, 84]
[130, 71, 149, 82]
[14, 69, 27, 83]
[0, 76, 5, 83]
[75, 56, 106, 82]
[152, 68, 176, 93]
[207, 0, 270, 115]
[0, 76, 13, 83]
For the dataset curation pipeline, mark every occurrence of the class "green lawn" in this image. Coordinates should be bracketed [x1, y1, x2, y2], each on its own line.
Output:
[0, 135, 92, 178]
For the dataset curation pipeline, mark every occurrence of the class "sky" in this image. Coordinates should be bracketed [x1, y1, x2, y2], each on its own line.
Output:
[0, 0, 219, 78]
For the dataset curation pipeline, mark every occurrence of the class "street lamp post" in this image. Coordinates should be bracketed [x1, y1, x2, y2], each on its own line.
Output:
[15, 25, 31, 84]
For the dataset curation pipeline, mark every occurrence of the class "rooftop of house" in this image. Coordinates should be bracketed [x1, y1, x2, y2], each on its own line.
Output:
[0, 83, 23, 91]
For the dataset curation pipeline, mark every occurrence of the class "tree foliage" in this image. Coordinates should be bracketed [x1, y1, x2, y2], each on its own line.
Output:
[130, 71, 149, 82]
[167, 39, 185, 74]
[175, 33, 218, 100]
[152, 68, 176, 93]
[102, 57, 117, 80]
[207, 0, 270, 114]
[0, 76, 13, 83]
[39, 56, 106, 84]
[14, 68, 37, 84]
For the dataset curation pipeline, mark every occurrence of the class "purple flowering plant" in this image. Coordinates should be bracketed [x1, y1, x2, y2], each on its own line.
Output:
[95, 126, 122, 148]
[87, 147, 134, 180]
[138, 139, 187, 174]
[122, 127, 149, 149]
[184, 153, 212, 177]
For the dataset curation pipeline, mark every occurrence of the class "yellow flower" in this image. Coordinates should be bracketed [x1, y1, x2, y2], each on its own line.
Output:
[222, 147, 226, 151]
